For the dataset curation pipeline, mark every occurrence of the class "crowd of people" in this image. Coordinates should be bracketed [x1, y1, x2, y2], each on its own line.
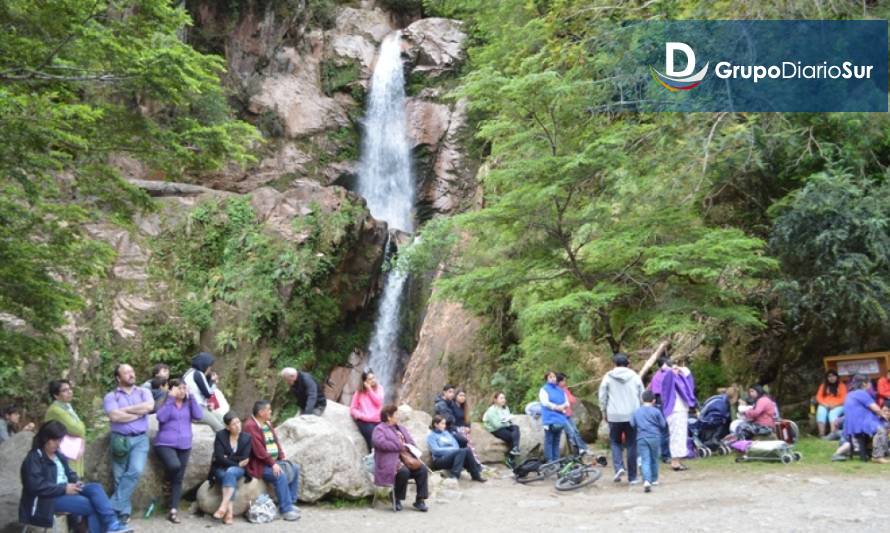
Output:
[7, 351, 890, 531]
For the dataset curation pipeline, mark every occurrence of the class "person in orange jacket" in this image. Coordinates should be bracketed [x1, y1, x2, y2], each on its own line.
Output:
[815, 370, 847, 437]
[877, 368, 890, 407]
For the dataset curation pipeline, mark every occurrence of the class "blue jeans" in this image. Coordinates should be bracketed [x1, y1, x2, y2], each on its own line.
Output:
[816, 405, 844, 425]
[213, 466, 247, 500]
[262, 462, 300, 513]
[109, 432, 149, 516]
[608, 422, 638, 481]
[544, 423, 564, 462]
[54, 482, 117, 533]
[563, 418, 588, 453]
[637, 437, 660, 483]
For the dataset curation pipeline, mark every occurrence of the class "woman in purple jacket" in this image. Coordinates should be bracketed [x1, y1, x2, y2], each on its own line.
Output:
[372, 404, 429, 513]
[154, 378, 203, 523]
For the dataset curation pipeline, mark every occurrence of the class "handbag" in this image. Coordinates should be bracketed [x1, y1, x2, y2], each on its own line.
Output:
[207, 392, 220, 410]
[400, 448, 423, 471]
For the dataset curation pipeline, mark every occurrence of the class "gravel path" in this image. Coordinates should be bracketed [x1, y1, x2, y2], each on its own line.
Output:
[130, 463, 889, 533]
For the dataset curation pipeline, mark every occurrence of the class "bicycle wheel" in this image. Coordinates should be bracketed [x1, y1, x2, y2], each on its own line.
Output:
[515, 469, 547, 484]
[554, 465, 602, 491]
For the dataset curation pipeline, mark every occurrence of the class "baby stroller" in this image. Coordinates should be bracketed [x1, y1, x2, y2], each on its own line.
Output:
[734, 440, 802, 464]
[688, 394, 732, 456]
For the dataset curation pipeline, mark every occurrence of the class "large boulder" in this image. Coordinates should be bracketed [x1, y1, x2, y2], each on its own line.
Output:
[396, 405, 433, 464]
[85, 416, 216, 514]
[469, 414, 547, 464]
[319, 401, 369, 456]
[275, 413, 374, 502]
[0, 431, 34, 530]
[196, 477, 268, 517]
[402, 18, 466, 77]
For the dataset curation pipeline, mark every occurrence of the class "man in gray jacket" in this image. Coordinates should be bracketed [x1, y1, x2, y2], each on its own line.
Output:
[598, 353, 644, 484]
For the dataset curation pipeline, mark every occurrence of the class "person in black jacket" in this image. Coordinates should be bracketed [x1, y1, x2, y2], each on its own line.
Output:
[434, 385, 468, 448]
[280, 367, 327, 416]
[20, 421, 131, 533]
[209, 411, 251, 525]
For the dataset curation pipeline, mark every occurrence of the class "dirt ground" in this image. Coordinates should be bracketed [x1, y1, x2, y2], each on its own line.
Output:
[132, 461, 890, 533]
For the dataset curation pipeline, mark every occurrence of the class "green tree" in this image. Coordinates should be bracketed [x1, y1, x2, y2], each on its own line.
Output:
[0, 0, 259, 398]
[770, 174, 890, 350]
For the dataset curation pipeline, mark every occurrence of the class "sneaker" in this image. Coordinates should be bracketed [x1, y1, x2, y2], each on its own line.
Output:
[613, 467, 625, 482]
[644, 481, 652, 493]
[471, 476, 488, 483]
[117, 514, 130, 526]
[413, 501, 428, 512]
[509, 447, 521, 455]
[282, 510, 301, 521]
[831, 454, 848, 462]
[107, 522, 133, 533]
[652, 480, 660, 486]
[629, 479, 641, 486]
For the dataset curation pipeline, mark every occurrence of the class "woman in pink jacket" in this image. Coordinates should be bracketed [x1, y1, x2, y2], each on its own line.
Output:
[351, 371, 385, 449]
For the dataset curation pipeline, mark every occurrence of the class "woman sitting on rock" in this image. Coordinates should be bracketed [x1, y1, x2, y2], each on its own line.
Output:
[483, 392, 521, 456]
[815, 370, 847, 438]
[19, 421, 131, 533]
[210, 411, 251, 525]
[427, 415, 486, 482]
[372, 404, 429, 513]
[350, 370, 384, 449]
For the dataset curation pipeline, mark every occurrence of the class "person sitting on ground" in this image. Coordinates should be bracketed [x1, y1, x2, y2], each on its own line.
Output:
[280, 367, 327, 416]
[141, 363, 170, 390]
[815, 370, 847, 438]
[210, 411, 251, 525]
[44, 379, 87, 477]
[734, 385, 777, 440]
[372, 405, 429, 513]
[557, 373, 590, 454]
[631, 391, 667, 494]
[243, 400, 301, 521]
[868, 402, 890, 463]
[541, 370, 570, 463]
[1, 404, 35, 444]
[427, 415, 486, 482]
[877, 369, 890, 407]
[434, 384, 467, 447]
[350, 370, 384, 450]
[840, 374, 890, 462]
[184, 352, 225, 431]
[483, 392, 521, 456]
[19, 421, 131, 533]
[154, 378, 203, 524]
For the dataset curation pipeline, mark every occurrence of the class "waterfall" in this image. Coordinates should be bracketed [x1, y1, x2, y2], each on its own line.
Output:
[357, 32, 414, 399]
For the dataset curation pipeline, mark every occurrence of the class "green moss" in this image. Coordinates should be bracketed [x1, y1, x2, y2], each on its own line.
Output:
[320, 59, 363, 97]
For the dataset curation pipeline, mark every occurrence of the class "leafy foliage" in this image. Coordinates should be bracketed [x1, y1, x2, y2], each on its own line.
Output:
[0, 0, 259, 401]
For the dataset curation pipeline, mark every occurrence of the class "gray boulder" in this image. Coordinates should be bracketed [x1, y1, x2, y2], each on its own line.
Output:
[195, 477, 268, 516]
[0, 431, 34, 530]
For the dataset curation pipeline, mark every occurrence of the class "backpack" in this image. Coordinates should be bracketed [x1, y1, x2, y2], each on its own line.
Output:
[247, 494, 278, 524]
[513, 458, 543, 478]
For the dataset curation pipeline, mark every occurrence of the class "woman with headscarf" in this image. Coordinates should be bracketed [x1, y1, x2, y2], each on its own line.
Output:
[660, 363, 697, 471]
[184, 352, 225, 431]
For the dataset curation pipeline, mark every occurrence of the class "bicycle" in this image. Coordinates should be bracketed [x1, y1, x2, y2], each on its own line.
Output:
[514, 450, 607, 490]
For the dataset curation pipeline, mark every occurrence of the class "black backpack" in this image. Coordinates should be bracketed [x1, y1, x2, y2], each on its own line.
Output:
[513, 458, 542, 478]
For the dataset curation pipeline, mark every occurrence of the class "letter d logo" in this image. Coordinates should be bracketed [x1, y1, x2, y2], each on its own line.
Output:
[651, 42, 709, 92]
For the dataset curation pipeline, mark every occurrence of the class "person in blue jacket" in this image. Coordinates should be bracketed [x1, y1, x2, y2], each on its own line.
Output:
[19, 421, 131, 533]
[630, 390, 668, 493]
[539, 370, 570, 462]
[426, 415, 486, 482]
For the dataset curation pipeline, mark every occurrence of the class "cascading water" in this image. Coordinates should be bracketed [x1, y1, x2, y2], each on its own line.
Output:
[357, 32, 414, 399]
